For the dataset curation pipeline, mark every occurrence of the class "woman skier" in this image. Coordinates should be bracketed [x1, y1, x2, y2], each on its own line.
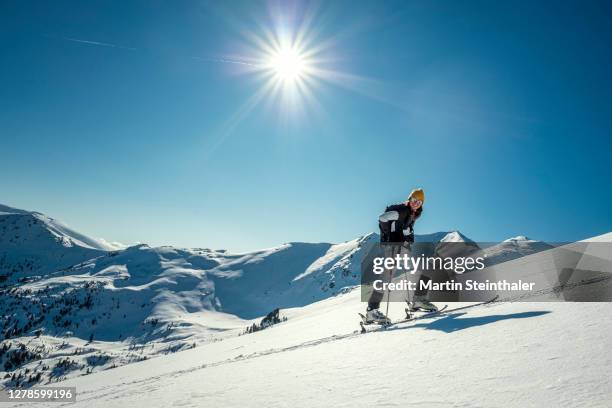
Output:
[365, 188, 438, 324]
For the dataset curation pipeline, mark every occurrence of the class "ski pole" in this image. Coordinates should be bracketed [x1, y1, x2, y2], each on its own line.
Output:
[384, 244, 399, 322]
[403, 243, 412, 318]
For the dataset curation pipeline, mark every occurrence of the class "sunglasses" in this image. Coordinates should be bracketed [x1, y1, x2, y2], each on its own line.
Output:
[409, 198, 423, 206]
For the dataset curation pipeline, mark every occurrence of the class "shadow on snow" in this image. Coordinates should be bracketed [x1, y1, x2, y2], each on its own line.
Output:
[383, 310, 552, 334]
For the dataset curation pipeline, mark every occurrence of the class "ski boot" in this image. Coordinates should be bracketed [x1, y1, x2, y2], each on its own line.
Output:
[363, 308, 391, 325]
[407, 296, 439, 313]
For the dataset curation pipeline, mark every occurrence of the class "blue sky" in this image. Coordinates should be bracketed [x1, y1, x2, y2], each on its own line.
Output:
[2, 0, 612, 251]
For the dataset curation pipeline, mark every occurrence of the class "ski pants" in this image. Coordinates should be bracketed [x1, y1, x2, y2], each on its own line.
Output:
[367, 243, 431, 310]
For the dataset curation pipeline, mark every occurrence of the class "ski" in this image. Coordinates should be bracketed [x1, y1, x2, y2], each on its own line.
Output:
[358, 306, 447, 333]
[358, 295, 499, 334]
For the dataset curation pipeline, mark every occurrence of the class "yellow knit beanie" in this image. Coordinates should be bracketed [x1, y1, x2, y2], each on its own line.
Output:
[408, 188, 425, 203]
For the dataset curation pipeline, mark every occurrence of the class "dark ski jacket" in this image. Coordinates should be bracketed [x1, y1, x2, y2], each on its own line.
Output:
[378, 203, 422, 243]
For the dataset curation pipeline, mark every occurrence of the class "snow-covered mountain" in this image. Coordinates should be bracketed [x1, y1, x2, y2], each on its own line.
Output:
[0, 204, 117, 284]
[10, 254, 612, 407]
[0, 204, 561, 389]
[0, 204, 381, 386]
[482, 236, 555, 265]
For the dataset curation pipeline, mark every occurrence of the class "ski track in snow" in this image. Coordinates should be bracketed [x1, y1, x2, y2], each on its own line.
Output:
[69, 300, 503, 404]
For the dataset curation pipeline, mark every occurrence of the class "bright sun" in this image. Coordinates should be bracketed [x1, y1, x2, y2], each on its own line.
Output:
[268, 46, 306, 83]
[231, 6, 340, 118]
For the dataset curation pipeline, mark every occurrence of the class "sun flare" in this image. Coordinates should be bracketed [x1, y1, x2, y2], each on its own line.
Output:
[228, 5, 347, 120]
[268, 46, 307, 83]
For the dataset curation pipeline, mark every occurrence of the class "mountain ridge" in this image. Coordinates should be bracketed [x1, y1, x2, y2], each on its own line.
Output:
[0, 203, 566, 388]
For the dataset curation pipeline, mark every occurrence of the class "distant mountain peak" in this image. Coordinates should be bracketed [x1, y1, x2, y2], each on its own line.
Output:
[440, 230, 473, 243]
[503, 235, 531, 242]
[0, 203, 118, 252]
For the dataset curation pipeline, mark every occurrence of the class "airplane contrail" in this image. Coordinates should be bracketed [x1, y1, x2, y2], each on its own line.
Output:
[190, 56, 260, 67]
[60, 36, 137, 51]
[51, 35, 260, 68]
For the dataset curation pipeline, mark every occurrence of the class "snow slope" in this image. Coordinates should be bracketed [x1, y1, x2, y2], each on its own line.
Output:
[14, 288, 612, 408]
